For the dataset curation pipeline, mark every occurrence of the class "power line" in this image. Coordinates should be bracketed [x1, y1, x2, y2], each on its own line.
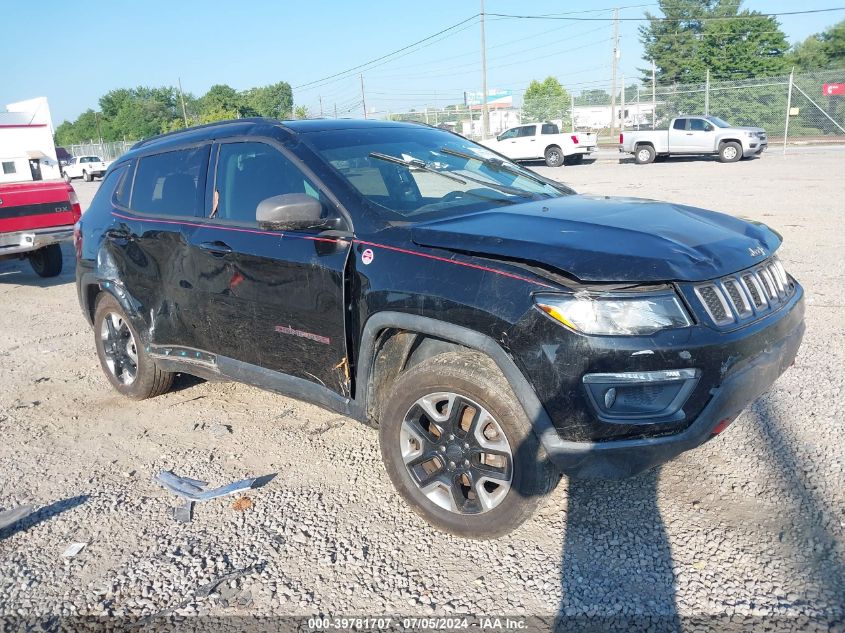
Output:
[487, 8, 845, 22]
[293, 14, 480, 90]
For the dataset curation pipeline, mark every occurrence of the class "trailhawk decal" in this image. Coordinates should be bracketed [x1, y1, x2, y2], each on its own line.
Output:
[274, 324, 331, 345]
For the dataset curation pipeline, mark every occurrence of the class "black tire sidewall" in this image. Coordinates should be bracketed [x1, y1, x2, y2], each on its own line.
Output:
[544, 146, 563, 167]
[93, 294, 164, 399]
[719, 142, 741, 163]
[29, 244, 63, 277]
[379, 353, 555, 538]
[635, 145, 655, 164]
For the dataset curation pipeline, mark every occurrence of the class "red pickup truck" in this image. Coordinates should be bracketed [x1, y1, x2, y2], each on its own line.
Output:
[0, 180, 82, 277]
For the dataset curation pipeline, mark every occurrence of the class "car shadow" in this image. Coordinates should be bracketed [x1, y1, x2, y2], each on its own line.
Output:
[0, 244, 75, 288]
[0, 495, 89, 541]
[556, 468, 680, 631]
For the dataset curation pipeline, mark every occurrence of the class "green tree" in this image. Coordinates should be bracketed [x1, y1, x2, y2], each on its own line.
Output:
[244, 81, 293, 119]
[199, 84, 245, 120]
[578, 89, 611, 105]
[293, 105, 310, 120]
[640, 0, 790, 82]
[522, 77, 571, 122]
[791, 20, 845, 69]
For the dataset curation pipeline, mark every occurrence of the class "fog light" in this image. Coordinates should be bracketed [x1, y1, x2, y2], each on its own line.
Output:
[604, 387, 617, 409]
[582, 369, 700, 423]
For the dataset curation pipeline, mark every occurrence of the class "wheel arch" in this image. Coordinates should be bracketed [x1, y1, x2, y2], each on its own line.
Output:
[718, 137, 741, 147]
[356, 312, 558, 445]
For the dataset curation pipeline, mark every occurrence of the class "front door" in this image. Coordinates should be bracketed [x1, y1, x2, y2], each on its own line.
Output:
[686, 118, 716, 153]
[511, 125, 538, 159]
[668, 118, 690, 151]
[187, 140, 351, 395]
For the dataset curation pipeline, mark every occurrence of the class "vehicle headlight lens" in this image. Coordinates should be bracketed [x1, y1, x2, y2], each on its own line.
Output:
[534, 292, 692, 336]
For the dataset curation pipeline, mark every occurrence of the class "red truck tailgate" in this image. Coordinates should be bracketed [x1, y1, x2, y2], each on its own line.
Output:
[0, 180, 81, 233]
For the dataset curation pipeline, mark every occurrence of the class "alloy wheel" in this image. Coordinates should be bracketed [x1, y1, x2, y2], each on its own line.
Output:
[100, 312, 138, 385]
[400, 392, 513, 514]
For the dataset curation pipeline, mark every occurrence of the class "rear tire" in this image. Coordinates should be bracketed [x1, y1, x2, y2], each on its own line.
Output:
[634, 144, 656, 164]
[379, 351, 559, 538]
[83, 170, 91, 182]
[544, 146, 564, 167]
[93, 294, 174, 400]
[28, 244, 63, 277]
[719, 141, 742, 163]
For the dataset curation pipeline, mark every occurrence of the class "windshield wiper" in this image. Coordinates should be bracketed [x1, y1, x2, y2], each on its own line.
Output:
[439, 147, 561, 190]
[368, 152, 467, 186]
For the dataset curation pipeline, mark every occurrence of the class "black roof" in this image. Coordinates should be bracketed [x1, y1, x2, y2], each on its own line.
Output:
[129, 117, 423, 156]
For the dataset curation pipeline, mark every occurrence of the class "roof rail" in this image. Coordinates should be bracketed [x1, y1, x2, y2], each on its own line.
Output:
[131, 117, 280, 150]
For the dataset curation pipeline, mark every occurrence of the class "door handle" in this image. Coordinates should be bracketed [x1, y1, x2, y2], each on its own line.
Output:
[199, 241, 232, 256]
[686, 133, 694, 135]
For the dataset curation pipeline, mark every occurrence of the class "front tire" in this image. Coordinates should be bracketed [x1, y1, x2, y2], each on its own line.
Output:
[544, 145, 564, 167]
[83, 170, 92, 182]
[379, 351, 559, 538]
[93, 294, 174, 399]
[719, 141, 742, 163]
[28, 244, 63, 277]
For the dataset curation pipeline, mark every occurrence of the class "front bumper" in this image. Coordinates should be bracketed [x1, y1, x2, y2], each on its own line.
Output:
[517, 282, 804, 479]
[0, 225, 74, 257]
[539, 309, 802, 478]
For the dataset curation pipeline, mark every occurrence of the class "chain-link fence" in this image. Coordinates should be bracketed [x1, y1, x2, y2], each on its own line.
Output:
[385, 68, 845, 148]
[62, 140, 136, 162]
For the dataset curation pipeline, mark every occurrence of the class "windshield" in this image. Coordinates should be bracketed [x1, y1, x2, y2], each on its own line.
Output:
[305, 126, 571, 220]
[705, 116, 731, 128]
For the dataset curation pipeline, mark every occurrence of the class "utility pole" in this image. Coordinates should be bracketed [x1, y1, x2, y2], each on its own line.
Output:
[610, 7, 620, 139]
[480, 0, 489, 139]
[360, 74, 367, 119]
[177, 77, 189, 127]
[704, 68, 710, 115]
[783, 66, 794, 154]
[319, 95, 323, 118]
[651, 59, 657, 128]
[620, 72, 625, 134]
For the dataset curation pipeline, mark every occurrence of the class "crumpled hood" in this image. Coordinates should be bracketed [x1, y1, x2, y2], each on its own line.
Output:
[410, 195, 780, 283]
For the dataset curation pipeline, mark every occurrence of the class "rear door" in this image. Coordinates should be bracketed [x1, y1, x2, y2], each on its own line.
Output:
[512, 125, 538, 159]
[668, 118, 690, 151]
[114, 145, 212, 353]
[188, 139, 352, 394]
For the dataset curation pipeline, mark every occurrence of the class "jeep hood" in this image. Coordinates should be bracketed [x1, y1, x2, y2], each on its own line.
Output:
[410, 195, 781, 283]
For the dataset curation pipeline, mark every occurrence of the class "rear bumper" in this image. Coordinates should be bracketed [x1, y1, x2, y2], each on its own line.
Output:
[0, 225, 74, 257]
[537, 288, 804, 478]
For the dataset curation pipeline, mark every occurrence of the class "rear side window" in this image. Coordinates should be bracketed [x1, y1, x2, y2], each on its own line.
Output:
[212, 142, 320, 224]
[517, 125, 536, 137]
[541, 123, 559, 134]
[672, 119, 687, 130]
[130, 146, 209, 216]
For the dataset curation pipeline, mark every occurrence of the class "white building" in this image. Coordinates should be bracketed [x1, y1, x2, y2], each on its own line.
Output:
[573, 102, 658, 130]
[0, 97, 61, 184]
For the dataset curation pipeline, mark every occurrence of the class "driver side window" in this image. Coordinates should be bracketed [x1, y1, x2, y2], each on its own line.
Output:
[212, 142, 321, 224]
[499, 128, 518, 140]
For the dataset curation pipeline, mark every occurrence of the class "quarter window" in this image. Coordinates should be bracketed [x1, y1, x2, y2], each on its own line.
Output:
[212, 142, 320, 224]
[517, 125, 536, 137]
[672, 119, 687, 130]
[130, 146, 208, 216]
[541, 123, 559, 135]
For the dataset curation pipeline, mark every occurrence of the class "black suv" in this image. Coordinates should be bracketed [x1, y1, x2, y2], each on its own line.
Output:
[75, 119, 804, 537]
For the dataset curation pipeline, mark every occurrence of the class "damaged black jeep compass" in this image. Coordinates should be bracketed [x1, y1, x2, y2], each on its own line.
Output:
[76, 119, 804, 538]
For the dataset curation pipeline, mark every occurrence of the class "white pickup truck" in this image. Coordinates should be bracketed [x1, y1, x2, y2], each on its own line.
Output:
[480, 122, 596, 167]
[63, 155, 110, 182]
[620, 115, 768, 164]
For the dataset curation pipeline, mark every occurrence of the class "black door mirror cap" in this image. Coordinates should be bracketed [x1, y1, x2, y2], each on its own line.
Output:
[256, 193, 329, 231]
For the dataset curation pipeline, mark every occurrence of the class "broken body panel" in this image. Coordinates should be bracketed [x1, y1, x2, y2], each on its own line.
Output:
[76, 119, 804, 478]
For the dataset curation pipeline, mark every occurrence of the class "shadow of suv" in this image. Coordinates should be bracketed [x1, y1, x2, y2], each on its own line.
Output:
[75, 118, 804, 538]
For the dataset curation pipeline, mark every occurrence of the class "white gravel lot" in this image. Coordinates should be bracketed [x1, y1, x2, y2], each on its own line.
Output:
[0, 151, 843, 630]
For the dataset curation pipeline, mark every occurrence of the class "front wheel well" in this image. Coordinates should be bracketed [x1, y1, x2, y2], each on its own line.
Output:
[84, 284, 101, 325]
[718, 138, 741, 147]
[366, 329, 471, 423]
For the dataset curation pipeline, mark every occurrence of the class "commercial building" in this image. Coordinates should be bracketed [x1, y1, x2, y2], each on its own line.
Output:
[0, 97, 61, 184]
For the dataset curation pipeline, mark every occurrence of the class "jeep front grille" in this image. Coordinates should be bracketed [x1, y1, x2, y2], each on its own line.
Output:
[692, 257, 795, 327]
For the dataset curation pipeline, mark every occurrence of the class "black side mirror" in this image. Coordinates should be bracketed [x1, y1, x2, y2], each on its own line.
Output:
[256, 193, 328, 231]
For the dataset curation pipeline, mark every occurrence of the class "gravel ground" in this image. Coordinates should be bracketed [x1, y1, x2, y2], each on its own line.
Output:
[0, 152, 843, 630]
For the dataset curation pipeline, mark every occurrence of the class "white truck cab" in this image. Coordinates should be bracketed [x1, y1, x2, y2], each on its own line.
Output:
[63, 156, 109, 182]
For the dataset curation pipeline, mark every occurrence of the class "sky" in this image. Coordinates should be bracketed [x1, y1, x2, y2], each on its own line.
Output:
[2, 0, 844, 125]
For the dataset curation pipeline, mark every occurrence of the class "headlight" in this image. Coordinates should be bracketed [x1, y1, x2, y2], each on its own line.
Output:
[534, 291, 692, 336]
